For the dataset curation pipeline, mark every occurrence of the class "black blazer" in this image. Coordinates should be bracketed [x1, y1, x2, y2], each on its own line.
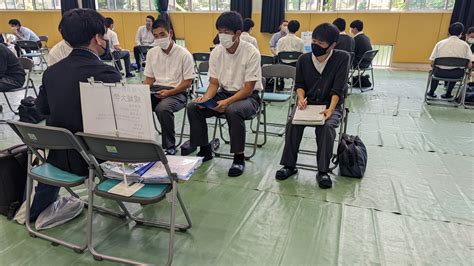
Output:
[335, 34, 355, 54]
[37, 48, 122, 175]
[353, 33, 373, 67]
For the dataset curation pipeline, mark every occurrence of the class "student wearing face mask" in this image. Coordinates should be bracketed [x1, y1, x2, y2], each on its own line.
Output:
[103, 17, 135, 78]
[466, 27, 474, 55]
[270, 19, 289, 56]
[143, 19, 196, 155]
[33, 8, 121, 222]
[427, 22, 472, 99]
[187, 11, 262, 177]
[8, 19, 41, 57]
[275, 23, 350, 189]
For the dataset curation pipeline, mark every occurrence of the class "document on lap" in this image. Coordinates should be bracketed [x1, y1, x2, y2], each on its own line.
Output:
[150, 85, 174, 94]
[292, 105, 326, 125]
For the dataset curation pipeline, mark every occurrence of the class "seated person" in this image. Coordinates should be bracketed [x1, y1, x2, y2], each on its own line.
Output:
[143, 19, 195, 155]
[270, 19, 288, 56]
[47, 24, 73, 66]
[8, 19, 41, 57]
[350, 19, 372, 68]
[103, 17, 135, 78]
[134, 15, 156, 69]
[427, 22, 472, 99]
[35, 8, 121, 221]
[241, 18, 258, 49]
[187, 11, 262, 177]
[333, 18, 355, 54]
[275, 23, 350, 189]
[276, 20, 305, 65]
[0, 43, 25, 93]
[466, 27, 474, 56]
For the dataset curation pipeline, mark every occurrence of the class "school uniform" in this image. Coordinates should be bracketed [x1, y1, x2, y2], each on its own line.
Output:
[104, 29, 133, 75]
[134, 25, 155, 67]
[353, 32, 372, 68]
[428, 36, 472, 97]
[240, 32, 259, 50]
[276, 33, 305, 65]
[279, 50, 350, 173]
[335, 32, 355, 54]
[47, 40, 73, 66]
[144, 43, 195, 149]
[0, 44, 25, 92]
[187, 41, 262, 154]
[12, 26, 41, 57]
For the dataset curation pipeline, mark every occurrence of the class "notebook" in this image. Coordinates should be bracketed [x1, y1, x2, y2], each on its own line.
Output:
[292, 105, 326, 125]
[197, 98, 218, 109]
[150, 85, 174, 94]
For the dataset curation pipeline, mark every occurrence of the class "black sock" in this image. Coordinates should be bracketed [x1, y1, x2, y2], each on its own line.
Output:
[233, 153, 245, 165]
[197, 144, 212, 156]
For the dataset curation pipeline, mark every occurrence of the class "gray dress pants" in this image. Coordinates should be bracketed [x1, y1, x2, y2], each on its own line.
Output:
[151, 92, 187, 149]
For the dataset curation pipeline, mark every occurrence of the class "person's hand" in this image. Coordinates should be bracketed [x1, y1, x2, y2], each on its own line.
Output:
[215, 99, 230, 113]
[156, 89, 172, 98]
[320, 108, 334, 120]
[297, 97, 307, 110]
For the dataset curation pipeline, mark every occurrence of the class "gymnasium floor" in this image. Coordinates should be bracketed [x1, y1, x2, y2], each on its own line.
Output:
[0, 68, 472, 265]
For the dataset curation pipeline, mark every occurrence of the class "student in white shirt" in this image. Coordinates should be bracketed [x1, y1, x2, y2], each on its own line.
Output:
[188, 11, 262, 177]
[427, 22, 472, 99]
[466, 27, 474, 59]
[270, 19, 288, 56]
[134, 15, 155, 69]
[276, 20, 305, 65]
[8, 19, 41, 57]
[241, 18, 258, 50]
[144, 19, 195, 155]
[104, 17, 135, 78]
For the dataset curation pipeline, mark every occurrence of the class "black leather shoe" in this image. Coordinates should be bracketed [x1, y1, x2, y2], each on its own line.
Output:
[275, 167, 298, 180]
[228, 163, 245, 177]
[165, 147, 177, 155]
[441, 93, 453, 99]
[197, 149, 213, 162]
[316, 172, 332, 189]
[125, 72, 135, 78]
[426, 92, 437, 98]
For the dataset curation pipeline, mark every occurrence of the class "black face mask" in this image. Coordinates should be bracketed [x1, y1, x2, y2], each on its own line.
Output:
[99, 38, 110, 58]
[311, 43, 329, 57]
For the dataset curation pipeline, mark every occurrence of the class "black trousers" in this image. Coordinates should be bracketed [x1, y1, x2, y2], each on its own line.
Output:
[187, 90, 260, 154]
[429, 67, 465, 96]
[0, 77, 24, 92]
[151, 92, 187, 149]
[280, 109, 342, 173]
[133, 46, 142, 67]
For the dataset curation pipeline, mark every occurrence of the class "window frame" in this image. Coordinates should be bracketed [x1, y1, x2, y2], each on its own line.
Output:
[285, 0, 455, 11]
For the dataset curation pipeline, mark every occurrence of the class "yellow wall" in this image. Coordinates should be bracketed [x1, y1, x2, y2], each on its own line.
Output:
[0, 10, 452, 64]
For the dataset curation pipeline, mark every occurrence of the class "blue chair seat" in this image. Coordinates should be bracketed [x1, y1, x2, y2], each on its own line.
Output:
[97, 179, 170, 201]
[195, 87, 207, 94]
[31, 163, 86, 184]
[263, 93, 291, 102]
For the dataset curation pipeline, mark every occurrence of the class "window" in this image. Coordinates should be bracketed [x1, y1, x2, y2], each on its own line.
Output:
[336, 0, 355, 10]
[172, 0, 190, 11]
[286, 0, 455, 11]
[408, 0, 446, 10]
[34, 0, 60, 9]
[369, 0, 391, 10]
[0, 0, 25, 9]
[216, 0, 229, 11]
[192, 0, 210, 11]
[96, 0, 138, 10]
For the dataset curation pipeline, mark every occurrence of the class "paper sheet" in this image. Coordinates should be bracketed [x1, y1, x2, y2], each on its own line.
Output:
[292, 105, 326, 125]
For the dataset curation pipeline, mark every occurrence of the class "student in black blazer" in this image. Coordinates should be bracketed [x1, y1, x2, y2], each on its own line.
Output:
[33, 9, 121, 221]
[333, 18, 355, 54]
[350, 20, 372, 68]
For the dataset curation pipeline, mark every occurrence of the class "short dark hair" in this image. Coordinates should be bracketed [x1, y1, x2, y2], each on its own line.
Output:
[312, 23, 339, 45]
[468, 27, 474, 35]
[152, 19, 170, 32]
[333, 18, 346, 32]
[105, 17, 114, 28]
[146, 15, 155, 22]
[281, 19, 288, 25]
[215, 11, 243, 33]
[59, 8, 106, 48]
[288, 20, 300, 33]
[8, 19, 21, 26]
[243, 18, 255, 32]
[449, 22, 464, 36]
[350, 20, 363, 31]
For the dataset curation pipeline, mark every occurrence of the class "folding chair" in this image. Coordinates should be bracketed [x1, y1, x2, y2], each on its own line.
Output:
[192, 52, 210, 87]
[424, 57, 470, 107]
[253, 64, 296, 138]
[17, 40, 48, 73]
[261, 55, 275, 67]
[7, 121, 124, 253]
[137, 45, 153, 69]
[461, 69, 474, 109]
[76, 133, 192, 265]
[213, 80, 266, 160]
[1, 58, 37, 114]
[38, 35, 49, 53]
[349, 50, 378, 93]
[277, 51, 303, 66]
[152, 89, 192, 147]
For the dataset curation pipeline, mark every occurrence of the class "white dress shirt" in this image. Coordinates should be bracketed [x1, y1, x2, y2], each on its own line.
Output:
[311, 50, 333, 74]
[106, 29, 120, 52]
[430, 36, 472, 69]
[276, 33, 305, 63]
[209, 41, 262, 92]
[47, 40, 73, 66]
[15, 26, 40, 42]
[135, 25, 155, 46]
[240, 32, 259, 50]
[144, 43, 196, 88]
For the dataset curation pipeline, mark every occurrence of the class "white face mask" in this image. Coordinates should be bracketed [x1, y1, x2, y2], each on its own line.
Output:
[155, 36, 171, 50]
[468, 38, 474, 44]
[219, 33, 235, 49]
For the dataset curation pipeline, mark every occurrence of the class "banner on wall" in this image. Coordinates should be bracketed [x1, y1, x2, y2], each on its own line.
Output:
[301, 32, 312, 53]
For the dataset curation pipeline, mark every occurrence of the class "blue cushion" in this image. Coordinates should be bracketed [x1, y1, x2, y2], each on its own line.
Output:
[31, 163, 86, 184]
[263, 93, 291, 102]
[195, 87, 207, 94]
[97, 179, 170, 200]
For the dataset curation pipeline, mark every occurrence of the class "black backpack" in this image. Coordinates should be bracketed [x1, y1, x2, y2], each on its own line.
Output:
[333, 134, 368, 178]
[352, 75, 372, 88]
[0, 144, 28, 219]
[18, 96, 45, 124]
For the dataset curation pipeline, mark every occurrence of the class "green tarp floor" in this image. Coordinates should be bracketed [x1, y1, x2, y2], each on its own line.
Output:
[0, 69, 472, 265]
